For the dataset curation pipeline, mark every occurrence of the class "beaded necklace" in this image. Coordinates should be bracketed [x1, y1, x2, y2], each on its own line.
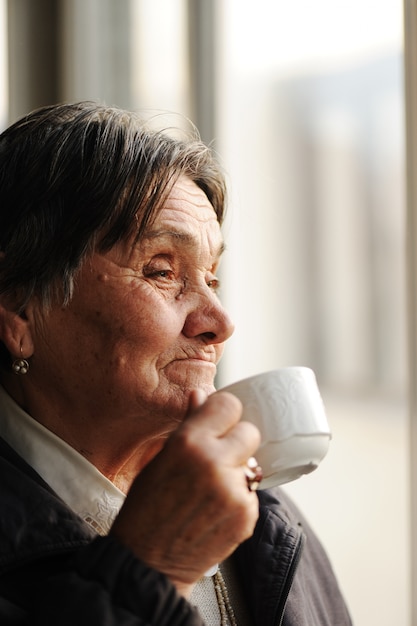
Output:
[213, 569, 238, 626]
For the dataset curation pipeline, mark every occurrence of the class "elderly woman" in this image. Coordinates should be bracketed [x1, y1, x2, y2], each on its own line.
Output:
[0, 102, 351, 625]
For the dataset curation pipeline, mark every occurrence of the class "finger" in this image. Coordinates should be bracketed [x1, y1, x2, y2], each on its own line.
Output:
[182, 390, 243, 437]
[186, 388, 208, 414]
[182, 391, 261, 468]
[219, 419, 261, 465]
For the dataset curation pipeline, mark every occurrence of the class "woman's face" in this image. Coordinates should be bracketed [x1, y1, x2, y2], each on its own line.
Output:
[26, 177, 234, 437]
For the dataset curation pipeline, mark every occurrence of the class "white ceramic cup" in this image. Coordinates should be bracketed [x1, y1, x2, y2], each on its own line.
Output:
[220, 367, 331, 489]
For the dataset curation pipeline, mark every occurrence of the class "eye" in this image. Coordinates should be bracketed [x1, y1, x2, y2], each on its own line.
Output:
[144, 267, 175, 280]
[207, 277, 221, 292]
[143, 260, 176, 282]
[155, 270, 172, 279]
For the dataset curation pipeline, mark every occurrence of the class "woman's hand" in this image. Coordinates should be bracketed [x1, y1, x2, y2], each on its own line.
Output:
[110, 390, 261, 597]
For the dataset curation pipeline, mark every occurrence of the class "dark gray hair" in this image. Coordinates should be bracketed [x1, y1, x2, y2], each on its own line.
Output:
[0, 101, 226, 365]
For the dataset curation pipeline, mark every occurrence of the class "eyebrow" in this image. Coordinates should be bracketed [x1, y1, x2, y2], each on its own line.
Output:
[142, 229, 226, 258]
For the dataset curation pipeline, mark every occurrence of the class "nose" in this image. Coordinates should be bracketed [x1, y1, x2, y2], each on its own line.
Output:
[182, 289, 235, 344]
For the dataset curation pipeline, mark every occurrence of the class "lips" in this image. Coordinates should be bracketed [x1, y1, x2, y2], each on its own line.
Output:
[167, 354, 218, 378]
[172, 357, 217, 369]
[172, 348, 217, 365]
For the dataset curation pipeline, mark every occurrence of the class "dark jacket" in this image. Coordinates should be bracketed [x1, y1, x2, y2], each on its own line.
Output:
[0, 437, 351, 625]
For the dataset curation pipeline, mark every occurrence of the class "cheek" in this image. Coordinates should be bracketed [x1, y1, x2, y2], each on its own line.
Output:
[123, 283, 185, 341]
[58, 274, 186, 364]
[108, 297, 185, 363]
[127, 312, 180, 352]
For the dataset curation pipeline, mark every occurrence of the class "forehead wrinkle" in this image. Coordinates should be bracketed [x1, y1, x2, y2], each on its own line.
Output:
[142, 229, 226, 259]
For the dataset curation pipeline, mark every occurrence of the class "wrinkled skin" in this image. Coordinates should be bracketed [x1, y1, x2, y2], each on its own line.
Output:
[0, 176, 261, 596]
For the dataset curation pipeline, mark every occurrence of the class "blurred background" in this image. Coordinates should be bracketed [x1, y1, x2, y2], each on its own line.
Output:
[0, 0, 411, 623]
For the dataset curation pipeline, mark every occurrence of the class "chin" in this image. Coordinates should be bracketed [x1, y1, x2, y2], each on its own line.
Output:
[166, 382, 216, 418]
[201, 382, 217, 396]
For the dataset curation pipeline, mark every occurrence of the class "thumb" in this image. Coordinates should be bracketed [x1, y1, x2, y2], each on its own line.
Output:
[186, 388, 208, 417]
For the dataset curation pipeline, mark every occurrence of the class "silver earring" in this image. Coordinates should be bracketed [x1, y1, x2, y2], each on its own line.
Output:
[12, 347, 29, 375]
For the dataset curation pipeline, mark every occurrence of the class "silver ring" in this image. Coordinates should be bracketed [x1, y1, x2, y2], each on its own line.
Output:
[244, 457, 263, 491]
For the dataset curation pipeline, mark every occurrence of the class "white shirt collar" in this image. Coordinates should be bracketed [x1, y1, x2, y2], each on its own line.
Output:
[0, 385, 125, 535]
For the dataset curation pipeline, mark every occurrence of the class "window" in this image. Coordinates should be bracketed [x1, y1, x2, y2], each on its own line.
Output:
[216, 2, 407, 624]
[1, 1, 409, 622]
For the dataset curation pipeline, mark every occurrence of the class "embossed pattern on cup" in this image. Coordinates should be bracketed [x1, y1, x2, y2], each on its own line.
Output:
[220, 367, 331, 488]
[222, 367, 330, 442]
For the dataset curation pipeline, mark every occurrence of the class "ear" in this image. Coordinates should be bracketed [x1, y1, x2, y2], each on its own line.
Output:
[0, 298, 34, 360]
